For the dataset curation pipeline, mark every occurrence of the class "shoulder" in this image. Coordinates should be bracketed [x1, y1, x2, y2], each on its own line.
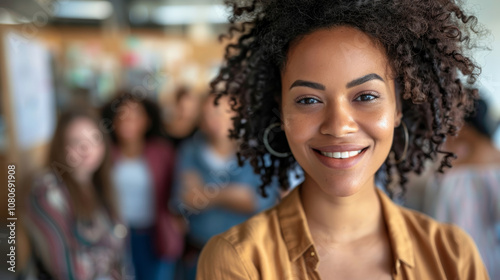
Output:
[205, 206, 280, 253]
[397, 206, 487, 277]
[176, 133, 207, 161]
[31, 170, 66, 197]
[143, 137, 176, 166]
[198, 207, 280, 279]
[177, 137, 196, 154]
[220, 206, 281, 247]
[399, 206, 468, 245]
[145, 137, 174, 154]
[179, 133, 205, 150]
[197, 234, 253, 279]
[381, 188, 475, 251]
[27, 170, 72, 217]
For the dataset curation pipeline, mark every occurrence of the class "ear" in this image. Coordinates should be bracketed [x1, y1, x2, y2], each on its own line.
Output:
[395, 110, 403, 127]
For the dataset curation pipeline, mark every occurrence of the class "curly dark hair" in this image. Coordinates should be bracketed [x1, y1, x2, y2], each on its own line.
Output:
[101, 91, 166, 143]
[211, 0, 483, 198]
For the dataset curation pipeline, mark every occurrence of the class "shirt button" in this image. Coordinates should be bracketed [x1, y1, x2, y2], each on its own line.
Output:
[310, 251, 315, 257]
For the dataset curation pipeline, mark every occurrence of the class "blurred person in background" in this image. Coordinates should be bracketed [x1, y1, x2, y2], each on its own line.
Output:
[102, 92, 184, 280]
[22, 108, 125, 279]
[171, 94, 280, 280]
[164, 86, 202, 148]
[423, 97, 500, 279]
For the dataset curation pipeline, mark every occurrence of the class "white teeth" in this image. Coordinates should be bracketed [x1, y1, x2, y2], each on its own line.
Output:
[320, 150, 362, 159]
[348, 150, 359, 157]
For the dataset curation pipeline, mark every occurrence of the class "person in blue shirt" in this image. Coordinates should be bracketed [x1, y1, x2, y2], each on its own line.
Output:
[171, 94, 280, 280]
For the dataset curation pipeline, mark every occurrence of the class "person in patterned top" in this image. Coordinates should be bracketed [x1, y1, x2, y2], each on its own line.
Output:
[23, 108, 126, 279]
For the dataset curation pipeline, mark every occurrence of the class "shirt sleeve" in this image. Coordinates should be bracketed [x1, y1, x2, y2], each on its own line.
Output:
[24, 178, 90, 279]
[197, 235, 254, 280]
[451, 225, 490, 280]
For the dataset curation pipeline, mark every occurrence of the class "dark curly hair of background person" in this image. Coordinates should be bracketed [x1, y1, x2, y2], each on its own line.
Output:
[211, 0, 484, 198]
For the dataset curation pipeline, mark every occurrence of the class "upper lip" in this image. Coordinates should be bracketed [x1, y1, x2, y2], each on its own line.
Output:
[312, 145, 368, 153]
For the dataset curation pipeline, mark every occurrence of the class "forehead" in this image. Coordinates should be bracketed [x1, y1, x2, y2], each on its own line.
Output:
[65, 117, 96, 137]
[122, 101, 146, 112]
[282, 26, 392, 86]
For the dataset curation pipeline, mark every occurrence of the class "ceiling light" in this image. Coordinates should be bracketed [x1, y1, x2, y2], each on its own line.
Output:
[151, 4, 229, 25]
[55, 0, 113, 20]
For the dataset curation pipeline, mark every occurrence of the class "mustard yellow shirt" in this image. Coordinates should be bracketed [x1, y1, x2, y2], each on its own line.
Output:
[197, 185, 488, 279]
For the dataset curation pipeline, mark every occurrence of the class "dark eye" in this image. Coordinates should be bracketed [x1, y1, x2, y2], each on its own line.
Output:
[355, 93, 378, 102]
[297, 97, 320, 105]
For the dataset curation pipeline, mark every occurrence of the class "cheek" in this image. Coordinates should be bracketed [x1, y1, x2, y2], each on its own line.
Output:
[366, 112, 395, 149]
[116, 119, 145, 135]
[204, 117, 219, 131]
[375, 114, 392, 132]
[65, 148, 79, 166]
[88, 142, 105, 167]
[114, 120, 128, 133]
[282, 112, 317, 149]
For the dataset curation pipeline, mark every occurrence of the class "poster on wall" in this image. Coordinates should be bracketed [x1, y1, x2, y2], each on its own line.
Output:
[3, 31, 56, 150]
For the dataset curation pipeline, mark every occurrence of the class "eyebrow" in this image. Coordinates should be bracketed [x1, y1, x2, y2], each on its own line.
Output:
[346, 73, 384, 88]
[289, 73, 385, 91]
[289, 80, 326, 90]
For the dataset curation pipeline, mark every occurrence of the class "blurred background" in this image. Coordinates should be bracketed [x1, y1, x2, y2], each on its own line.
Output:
[0, 0, 231, 170]
[0, 1, 236, 279]
[0, 0, 498, 279]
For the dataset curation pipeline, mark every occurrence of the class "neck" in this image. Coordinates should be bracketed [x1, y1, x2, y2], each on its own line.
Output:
[119, 139, 144, 158]
[208, 136, 236, 158]
[72, 171, 95, 195]
[300, 177, 384, 245]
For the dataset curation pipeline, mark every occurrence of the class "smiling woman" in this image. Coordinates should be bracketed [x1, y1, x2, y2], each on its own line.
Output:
[282, 27, 400, 198]
[197, 0, 488, 279]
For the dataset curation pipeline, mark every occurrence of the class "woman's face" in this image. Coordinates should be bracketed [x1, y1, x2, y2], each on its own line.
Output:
[200, 95, 235, 141]
[281, 26, 401, 197]
[114, 101, 150, 143]
[65, 117, 105, 176]
[178, 92, 200, 121]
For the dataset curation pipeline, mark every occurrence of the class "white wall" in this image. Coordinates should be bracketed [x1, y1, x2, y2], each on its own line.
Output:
[465, 0, 500, 147]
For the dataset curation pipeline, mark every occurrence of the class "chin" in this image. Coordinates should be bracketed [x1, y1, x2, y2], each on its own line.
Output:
[308, 175, 365, 197]
[81, 161, 102, 174]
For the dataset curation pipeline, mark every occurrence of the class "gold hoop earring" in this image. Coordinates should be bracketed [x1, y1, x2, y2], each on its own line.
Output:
[263, 122, 291, 158]
[394, 121, 409, 164]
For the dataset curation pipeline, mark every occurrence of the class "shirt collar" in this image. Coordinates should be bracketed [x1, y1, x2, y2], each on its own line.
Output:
[277, 185, 315, 262]
[376, 187, 415, 268]
[277, 185, 415, 268]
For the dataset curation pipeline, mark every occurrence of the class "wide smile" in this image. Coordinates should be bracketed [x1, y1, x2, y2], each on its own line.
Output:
[318, 149, 364, 159]
[312, 146, 369, 169]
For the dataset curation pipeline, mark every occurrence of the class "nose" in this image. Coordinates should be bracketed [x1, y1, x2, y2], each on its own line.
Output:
[319, 101, 358, 137]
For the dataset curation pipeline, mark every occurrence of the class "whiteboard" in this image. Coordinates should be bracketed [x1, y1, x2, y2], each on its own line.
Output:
[3, 31, 56, 149]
